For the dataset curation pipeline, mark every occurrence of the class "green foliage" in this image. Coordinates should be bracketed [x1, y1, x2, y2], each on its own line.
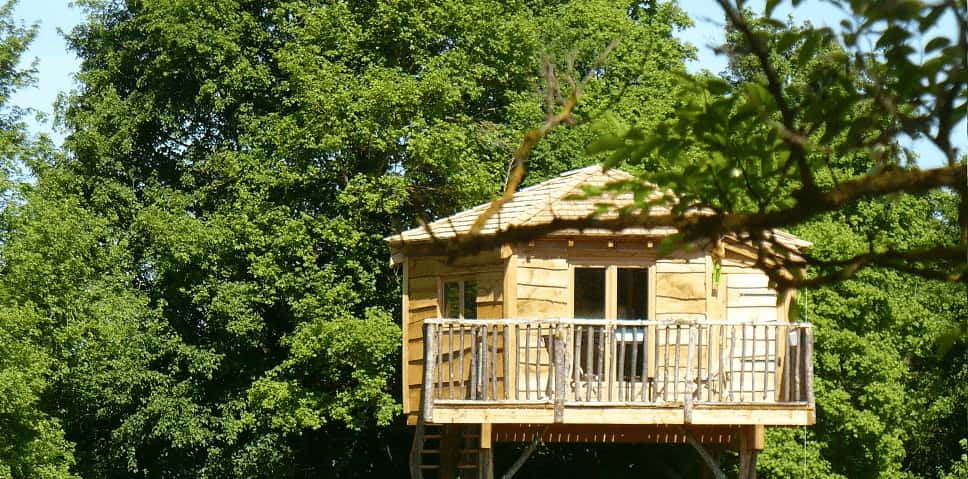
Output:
[585, 0, 965, 287]
[0, 0, 962, 477]
[0, 0, 695, 477]
[580, 1, 966, 476]
[0, 307, 77, 479]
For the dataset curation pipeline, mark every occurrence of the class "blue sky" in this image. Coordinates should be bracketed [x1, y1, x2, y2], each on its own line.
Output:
[10, 0, 82, 145]
[10, 0, 964, 167]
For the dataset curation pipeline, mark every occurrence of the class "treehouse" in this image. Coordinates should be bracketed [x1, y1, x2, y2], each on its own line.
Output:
[387, 165, 815, 479]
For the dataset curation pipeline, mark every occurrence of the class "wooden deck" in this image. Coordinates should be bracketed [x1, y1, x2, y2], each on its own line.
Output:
[417, 318, 815, 427]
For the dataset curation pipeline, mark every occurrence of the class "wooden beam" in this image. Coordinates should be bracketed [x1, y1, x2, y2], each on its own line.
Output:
[403, 260, 411, 414]
[680, 427, 727, 479]
[430, 404, 814, 425]
[501, 425, 549, 479]
[479, 423, 494, 479]
[494, 424, 743, 445]
[738, 425, 761, 479]
[480, 422, 492, 449]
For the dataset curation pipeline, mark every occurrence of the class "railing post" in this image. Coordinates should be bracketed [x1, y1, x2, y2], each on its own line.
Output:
[804, 326, 815, 406]
[553, 322, 567, 423]
[684, 322, 697, 424]
[423, 322, 437, 421]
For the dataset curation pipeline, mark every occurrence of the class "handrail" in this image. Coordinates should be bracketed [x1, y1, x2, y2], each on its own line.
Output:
[424, 317, 813, 327]
[420, 318, 814, 423]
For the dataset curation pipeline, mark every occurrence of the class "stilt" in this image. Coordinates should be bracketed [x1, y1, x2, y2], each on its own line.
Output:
[478, 423, 494, 479]
[738, 425, 763, 479]
[699, 446, 723, 479]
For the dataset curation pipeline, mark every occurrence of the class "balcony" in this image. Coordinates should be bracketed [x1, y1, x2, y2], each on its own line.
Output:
[418, 318, 814, 426]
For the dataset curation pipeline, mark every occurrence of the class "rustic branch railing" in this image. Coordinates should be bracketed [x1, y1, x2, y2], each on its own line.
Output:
[421, 318, 814, 419]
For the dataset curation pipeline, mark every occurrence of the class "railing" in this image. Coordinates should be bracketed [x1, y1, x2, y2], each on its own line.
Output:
[420, 318, 814, 422]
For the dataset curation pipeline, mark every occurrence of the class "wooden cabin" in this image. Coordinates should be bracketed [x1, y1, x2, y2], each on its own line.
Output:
[387, 165, 815, 479]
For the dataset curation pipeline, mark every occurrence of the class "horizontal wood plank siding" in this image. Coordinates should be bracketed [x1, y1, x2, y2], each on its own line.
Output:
[404, 251, 506, 414]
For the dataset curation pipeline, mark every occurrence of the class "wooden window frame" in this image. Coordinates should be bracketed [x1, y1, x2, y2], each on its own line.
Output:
[439, 277, 478, 320]
[568, 263, 656, 321]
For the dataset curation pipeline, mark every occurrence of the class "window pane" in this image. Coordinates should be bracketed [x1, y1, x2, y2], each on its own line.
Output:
[574, 268, 606, 379]
[463, 281, 478, 319]
[574, 268, 605, 319]
[444, 282, 460, 318]
[617, 268, 648, 320]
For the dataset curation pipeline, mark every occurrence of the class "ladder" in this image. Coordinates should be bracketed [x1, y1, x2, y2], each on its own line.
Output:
[412, 424, 483, 479]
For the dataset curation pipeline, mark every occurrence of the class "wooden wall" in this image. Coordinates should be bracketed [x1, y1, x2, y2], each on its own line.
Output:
[516, 256, 570, 318]
[718, 248, 788, 399]
[403, 249, 506, 414]
[720, 249, 786, 322]
[510, 240, 712, 322]
[654, 252, 707, 321]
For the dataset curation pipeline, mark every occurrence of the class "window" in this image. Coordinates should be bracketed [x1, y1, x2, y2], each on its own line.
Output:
[574, 268, 606, 378]
[442, 280, 477, 319]
[573, 268, 606, 319]
[572, 266, 649, 319]
[617, 268, 648, 320]
[573, 266, 650, 381]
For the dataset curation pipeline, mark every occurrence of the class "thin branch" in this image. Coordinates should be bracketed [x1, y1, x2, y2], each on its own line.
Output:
[466, 37, 622, 236]
[716, 0, 818, 194]
[773, 245, 967, 288]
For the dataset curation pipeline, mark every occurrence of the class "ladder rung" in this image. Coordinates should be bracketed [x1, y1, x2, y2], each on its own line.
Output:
[458, 465, 478, 469]
[424, 434, 442, 439]
[419, 465, 440, 470]
[422, 449, 440, 454]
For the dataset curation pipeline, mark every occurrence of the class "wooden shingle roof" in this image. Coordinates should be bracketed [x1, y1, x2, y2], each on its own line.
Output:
[385, 164, 811, 250]
[386, 165, 673, 245]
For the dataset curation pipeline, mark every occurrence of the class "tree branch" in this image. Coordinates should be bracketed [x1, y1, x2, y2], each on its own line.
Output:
[465, 37, 622, 236]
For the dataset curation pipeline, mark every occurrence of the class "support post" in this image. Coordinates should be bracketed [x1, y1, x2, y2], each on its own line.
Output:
[501, 425, 549, 479]
[479, 423, 494, 479]
[738, 425, 763, 479]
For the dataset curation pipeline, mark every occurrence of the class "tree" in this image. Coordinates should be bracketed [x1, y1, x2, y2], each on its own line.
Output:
[0, 1, 78, 477]
[0, 1, 696, 477]
[466, 0, 966, 291]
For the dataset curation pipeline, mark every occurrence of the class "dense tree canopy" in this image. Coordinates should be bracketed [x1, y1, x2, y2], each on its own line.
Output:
[2, 0, 695, 477]
[0, 0, 963, 478]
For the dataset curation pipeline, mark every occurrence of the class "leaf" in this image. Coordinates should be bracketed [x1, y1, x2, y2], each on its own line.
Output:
[706, 77, 730, 95]
[765, 0, 782, 17]
[923, 36, 950, 53]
